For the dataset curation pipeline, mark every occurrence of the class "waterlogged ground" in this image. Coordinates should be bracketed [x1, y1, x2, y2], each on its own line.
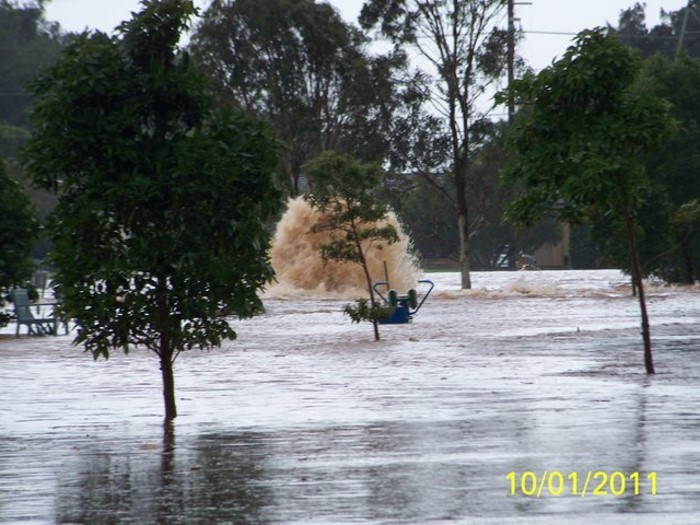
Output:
[2, 270, 700, 524]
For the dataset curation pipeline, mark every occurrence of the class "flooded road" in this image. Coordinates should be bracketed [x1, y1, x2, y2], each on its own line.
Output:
[2, 270, 700, 524]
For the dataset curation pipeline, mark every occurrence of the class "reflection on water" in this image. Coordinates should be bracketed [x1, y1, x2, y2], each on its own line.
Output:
[49, 418, 535, 524]
[55, 426, 274, 524]
[41, 407, 697, 523]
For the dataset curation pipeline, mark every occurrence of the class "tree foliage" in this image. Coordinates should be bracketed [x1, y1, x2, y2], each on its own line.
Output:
[503, 29, 676, 374]
[22, 0, 282, 419]
[303, 151, 398, 341]
[0, 0, 64, 132]
[505, 30, 674, 226]
[610, 1, 700, 60]
[0, 156, 38, 326]
[360, 0, 515, 289]
[637, 53, 700, 283]
[603, 5, 700, 282]
[190, 0, 424, 195]
[589, 183, 676, 278]
[609, 2, 677, 59]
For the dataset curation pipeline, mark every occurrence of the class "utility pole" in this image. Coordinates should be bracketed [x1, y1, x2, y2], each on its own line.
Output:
[507, 0, 531, 122]
[507, 0, 515, 122]
[676, 0, 700, 59]
[506, 0, 533, 270]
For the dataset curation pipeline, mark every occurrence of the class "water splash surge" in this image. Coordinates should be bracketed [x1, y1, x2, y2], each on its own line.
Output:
[267, 197, 421, 298]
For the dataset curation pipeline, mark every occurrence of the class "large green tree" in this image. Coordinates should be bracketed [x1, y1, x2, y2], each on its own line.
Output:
[22, 0, 281, 420]
[360, 0, 514, 289]
[190, 0, 423, 195]
[503, 29, 676, 374]
[0, 156, 37, 327]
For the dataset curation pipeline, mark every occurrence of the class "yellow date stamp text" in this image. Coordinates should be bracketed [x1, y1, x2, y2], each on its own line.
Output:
[506, 471, 657, 497]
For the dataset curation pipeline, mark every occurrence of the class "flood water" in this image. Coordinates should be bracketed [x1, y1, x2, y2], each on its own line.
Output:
[2, 270, 700, 524]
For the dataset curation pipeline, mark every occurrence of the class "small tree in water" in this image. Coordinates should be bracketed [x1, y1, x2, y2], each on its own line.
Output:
[303, 151, 398, 341]
[22, 0, 281, 420]
[501, 29, 676, 374]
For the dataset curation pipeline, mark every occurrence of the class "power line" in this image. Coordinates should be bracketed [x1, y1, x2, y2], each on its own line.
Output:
[523, 29, 699, 40]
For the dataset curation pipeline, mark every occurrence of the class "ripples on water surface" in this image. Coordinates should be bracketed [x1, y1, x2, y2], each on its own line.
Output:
[1, 270, 700, 524]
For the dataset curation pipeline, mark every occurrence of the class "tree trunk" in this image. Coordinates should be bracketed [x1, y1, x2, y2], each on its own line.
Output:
[680, 234, 695, 284]
[371, 314, 380, 341]
[624, 208, 655, 374]
[160, 336, 178, 419]
[458, 211, 472, 290]
[354, 221, 381, 341]
[365, 267, 381, 342]
[453, 125, 471, 289]
[454, 155, 471, 289]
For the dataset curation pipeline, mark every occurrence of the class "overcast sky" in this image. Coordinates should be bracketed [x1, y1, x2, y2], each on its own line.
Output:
[43, 0, 691, 71]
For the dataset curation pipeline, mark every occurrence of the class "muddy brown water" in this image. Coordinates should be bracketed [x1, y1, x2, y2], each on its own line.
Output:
[2, 270, 700, 524]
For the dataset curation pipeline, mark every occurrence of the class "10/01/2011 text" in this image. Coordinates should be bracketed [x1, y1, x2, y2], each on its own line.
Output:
[506, 471, 657, 497]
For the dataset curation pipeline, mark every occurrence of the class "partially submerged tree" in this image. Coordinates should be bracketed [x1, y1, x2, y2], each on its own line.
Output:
[22, 0, 281, 419]
[0, 156, 37, 327]
[360, 0, 515, 289]
[503, 29, 676, 374]
[303, 151, 397, 341]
